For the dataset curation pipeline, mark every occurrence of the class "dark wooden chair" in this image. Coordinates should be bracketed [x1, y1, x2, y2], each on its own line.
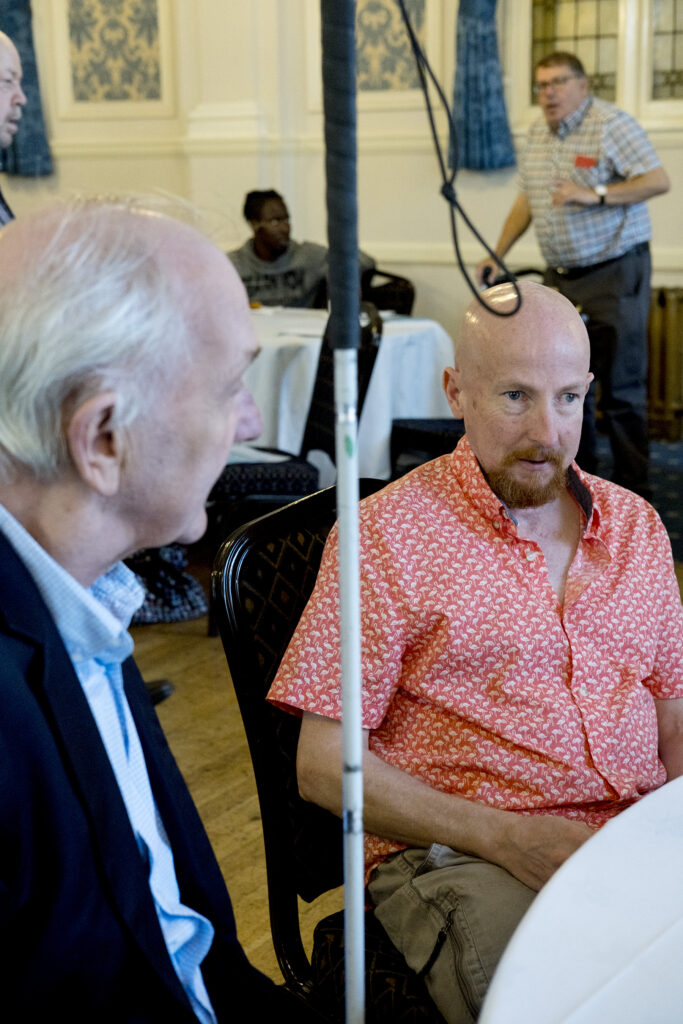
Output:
[211, 484, 445, 1022]
[206, 303, 383, 544]
[362, 267, 415, 315]
[390, 418, 465, 480]
[205, 304, 382, 634]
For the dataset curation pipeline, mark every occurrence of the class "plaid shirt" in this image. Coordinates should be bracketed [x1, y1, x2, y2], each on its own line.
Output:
[519, 97, 662, 268]
[269, 439, 683, 878]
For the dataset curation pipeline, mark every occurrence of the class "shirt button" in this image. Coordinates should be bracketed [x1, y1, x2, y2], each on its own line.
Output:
[579, 685, 588, 696]
[493, 519, 501, 530]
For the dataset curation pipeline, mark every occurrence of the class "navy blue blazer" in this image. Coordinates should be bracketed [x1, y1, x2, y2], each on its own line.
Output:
[0, 531, 300, 1022]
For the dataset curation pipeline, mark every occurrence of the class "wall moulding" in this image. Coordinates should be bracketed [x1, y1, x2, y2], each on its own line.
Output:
[368, 240, 683, 275]
[181, 131, 451, 157]
[51, 137, 186, 159]
[185, 101, 269, 142]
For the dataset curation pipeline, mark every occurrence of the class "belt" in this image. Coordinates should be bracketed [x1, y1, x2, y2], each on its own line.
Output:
[551, 242, 649, 280]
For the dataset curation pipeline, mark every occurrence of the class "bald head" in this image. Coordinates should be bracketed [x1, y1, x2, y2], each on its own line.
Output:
[456, 281, 590, 380]
[0, 32, 26, 149]
[444, 281, 592, 508]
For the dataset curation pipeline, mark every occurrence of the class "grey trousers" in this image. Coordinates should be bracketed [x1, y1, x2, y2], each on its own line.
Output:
[544, 242, 652, 497]
[368, 844, 536, 1024]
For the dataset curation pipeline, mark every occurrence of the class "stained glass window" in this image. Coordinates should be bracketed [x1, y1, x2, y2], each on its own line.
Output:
[651, 0, 683, 98]
[530, 0, 618, 101]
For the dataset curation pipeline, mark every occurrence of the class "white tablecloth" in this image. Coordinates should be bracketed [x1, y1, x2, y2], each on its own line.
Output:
[479, 775, 683, 1024]
[237, 307, 454, 480]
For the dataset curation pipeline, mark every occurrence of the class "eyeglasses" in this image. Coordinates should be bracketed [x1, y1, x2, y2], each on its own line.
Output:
[533, 74, 578, 95]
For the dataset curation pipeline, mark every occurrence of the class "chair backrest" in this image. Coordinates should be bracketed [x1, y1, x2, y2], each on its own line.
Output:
[361, 267, 415, 316]
[299, 302, 383, 463]
[211, 480, 385, 997]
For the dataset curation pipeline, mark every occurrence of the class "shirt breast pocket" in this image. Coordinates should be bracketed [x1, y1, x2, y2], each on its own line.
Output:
[572, 153, 607, 188]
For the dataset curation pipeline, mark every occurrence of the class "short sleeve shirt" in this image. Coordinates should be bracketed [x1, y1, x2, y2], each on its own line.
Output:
[519, 97, 662, 267]
[269, 438, 683, 876]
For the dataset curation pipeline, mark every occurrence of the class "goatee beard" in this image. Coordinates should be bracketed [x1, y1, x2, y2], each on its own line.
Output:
[485, 447, 568, 508]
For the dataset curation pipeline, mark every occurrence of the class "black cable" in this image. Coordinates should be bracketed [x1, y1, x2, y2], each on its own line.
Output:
[396, 0, 522, 316]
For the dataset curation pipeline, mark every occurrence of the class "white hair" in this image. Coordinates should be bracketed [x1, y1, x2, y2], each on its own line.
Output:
[0, 197, 198, 483]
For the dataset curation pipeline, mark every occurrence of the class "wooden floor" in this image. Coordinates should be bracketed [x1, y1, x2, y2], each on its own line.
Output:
[131, 613, 343, 983]
[132, 561, 683, 985]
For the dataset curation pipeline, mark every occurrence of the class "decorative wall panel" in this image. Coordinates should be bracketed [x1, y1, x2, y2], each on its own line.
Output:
[68, 0, 161, 101]
[356, 0, 426, 91]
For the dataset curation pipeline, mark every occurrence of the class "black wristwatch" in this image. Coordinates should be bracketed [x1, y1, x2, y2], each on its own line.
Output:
[594, 184, 607, 205]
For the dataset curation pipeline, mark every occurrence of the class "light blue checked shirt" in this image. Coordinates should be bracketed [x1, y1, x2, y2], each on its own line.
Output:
[0, 505, 217, 1024]
[519, 96, 661, 268]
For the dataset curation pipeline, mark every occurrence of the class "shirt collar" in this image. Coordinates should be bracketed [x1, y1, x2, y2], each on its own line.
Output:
[449, 436, 599, 535]
[0, 504, 144, 666]
[556, 95, 592, 139]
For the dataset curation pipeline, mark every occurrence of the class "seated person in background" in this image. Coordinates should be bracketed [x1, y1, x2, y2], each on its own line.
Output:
[0, 196, 318, 1022]
[228, 188, 375, 307]
[269, 281, 683, 1024]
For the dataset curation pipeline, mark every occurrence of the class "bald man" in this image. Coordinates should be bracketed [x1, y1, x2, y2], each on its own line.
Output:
[0, 31, 27, 222]
[0, 197, 323, 1021]
[269, 282, 683, 1023]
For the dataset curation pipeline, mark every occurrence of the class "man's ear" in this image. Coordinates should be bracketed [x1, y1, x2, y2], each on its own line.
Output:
[66, 391, 123, 497]
[443, 366, 465, 421]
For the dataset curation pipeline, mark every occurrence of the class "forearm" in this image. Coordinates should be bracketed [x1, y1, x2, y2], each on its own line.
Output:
[297, 711, 592, 890]
[476, 194, 533, 285]
[655, 697, 683, 780]
[553, 166, 671, 208]
[492, 193, 533, 258]
[298, 713, 497, 851]
[604, 166, 670, 205]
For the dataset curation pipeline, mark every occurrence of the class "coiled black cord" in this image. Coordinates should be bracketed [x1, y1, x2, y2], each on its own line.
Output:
[396, 0, 522, 316]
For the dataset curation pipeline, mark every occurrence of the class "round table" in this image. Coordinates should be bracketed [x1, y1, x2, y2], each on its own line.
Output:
[240, 307, 454, 480]
[479, 775, 683, 1024]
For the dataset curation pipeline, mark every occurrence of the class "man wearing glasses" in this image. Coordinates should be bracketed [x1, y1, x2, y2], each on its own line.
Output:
[228, 188, 374, 308]
[477, 51, 669, 500]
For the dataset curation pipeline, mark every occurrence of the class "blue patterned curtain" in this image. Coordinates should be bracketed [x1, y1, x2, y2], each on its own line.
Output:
[0, 0, 52, 176]
[450, 0, 514, 171]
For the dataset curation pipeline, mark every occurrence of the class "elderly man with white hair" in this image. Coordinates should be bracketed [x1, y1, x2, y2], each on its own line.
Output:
[0, 197, 321, 1022]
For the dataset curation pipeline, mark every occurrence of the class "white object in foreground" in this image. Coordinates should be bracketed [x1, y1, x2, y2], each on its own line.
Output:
[480, 775, 683, 1024]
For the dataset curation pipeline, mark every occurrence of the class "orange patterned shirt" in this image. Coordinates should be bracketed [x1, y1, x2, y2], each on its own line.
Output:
[269, 438, 683, 876]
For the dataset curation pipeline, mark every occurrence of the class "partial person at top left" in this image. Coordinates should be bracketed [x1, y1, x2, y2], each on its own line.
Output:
[228, 188, 375, 308]
[0, 30, 27, 224]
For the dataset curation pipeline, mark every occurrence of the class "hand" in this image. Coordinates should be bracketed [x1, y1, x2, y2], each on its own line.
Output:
[495, 814, 594, 891]
[475, 257, 500, 288]
[551, 181, 600, 207]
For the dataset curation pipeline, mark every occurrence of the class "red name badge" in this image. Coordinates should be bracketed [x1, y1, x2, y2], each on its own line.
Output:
[575, 154, 596, 168]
